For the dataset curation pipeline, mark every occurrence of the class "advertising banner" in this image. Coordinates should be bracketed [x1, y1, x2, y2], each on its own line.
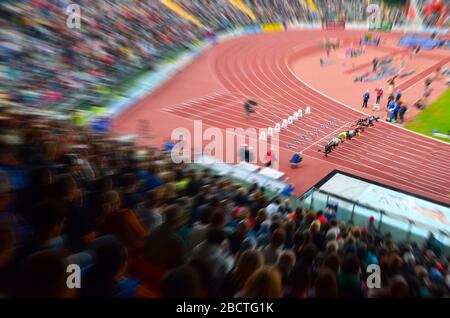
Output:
[243, 25, 262, 34]
[369, 21, 393, 31]
[262, 22, 284, 33]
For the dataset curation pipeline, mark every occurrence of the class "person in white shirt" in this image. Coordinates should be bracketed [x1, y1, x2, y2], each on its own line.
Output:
[266, 198, 281, 218]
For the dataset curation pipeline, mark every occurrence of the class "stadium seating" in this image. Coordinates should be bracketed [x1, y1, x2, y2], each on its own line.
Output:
[1, 1, 449, 299]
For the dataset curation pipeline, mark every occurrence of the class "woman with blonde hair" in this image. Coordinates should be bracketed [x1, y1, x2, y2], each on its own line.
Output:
[220, 250, 263, 297]
[241, 266, 283, 298]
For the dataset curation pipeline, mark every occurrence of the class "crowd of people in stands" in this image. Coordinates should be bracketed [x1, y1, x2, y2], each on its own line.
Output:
[417, 0, 448, 27]
[0, 0, 201, 110]
[1, 104, 449, 298]
[175, 0, 254, 30]
[245, 0, 317, 24]
[1, 0, 419, 112]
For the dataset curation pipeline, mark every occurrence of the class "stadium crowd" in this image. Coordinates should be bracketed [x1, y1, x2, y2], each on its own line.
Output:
[417, 0, 448, 27]
[0, 0, 416, 111]
[0, 0, 202, 110]
[175, 0, 254, 30]
[1, 105, 450, 298]
[244, 0, 317, 24]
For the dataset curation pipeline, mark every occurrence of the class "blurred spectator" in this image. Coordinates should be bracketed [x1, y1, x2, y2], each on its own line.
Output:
[221, 250, 263, 297]
[143, 204, 186, 270]
[261, 228, 286, 265]
[162, 264, 201, 298]
[241, 266, 283, 298]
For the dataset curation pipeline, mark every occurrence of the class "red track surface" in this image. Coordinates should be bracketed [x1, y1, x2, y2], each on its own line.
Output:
[115, 30, 450, 204]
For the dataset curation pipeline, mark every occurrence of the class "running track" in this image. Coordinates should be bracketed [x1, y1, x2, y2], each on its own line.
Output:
[115, 31, 450, 205]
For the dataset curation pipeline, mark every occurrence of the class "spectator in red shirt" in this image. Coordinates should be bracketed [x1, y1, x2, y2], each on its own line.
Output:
[316, 211, 328, 224]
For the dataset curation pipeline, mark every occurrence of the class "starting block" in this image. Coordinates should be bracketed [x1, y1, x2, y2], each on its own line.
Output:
[274, 123, 281, 132]
[282, 119, 288, 129]
[259, 131, 267, 141]
[298, 109, 303, 117]
[286, 144, 299, 150]
[267, 127, 273, 136]
[288, 116, 293, 124]
[293, 112, 299, 120]
[305, 106, 311, 114]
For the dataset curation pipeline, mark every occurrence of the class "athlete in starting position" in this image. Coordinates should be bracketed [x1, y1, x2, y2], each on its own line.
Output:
[318, 142, 334, 157]
[346, 129, 358, 140]
[355, 125, 365, 134]
[356, 117, 370, 127]
[368, 115, 380, 126]
[331, 137, 341, 149]
[338, 131, 348, 143]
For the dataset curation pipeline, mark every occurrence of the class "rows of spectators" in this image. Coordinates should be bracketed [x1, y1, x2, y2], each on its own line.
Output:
[175, 0, 254, 30]
[244, 0, 318, 24]
[0, 0, 201, 111]
[0, 1, 417, 112]
[416, 0, 449, 27]
[1, 104, 449, 298]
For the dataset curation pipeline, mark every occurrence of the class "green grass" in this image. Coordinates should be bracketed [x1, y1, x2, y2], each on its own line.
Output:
[405, 88, 450, 143]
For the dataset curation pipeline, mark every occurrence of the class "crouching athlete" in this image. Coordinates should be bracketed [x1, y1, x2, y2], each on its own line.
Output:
[318, 142, 334, 157]
[368, 115, 380, 126]
[355, 124, 365, 134]
[318, 138, 340, 157]
[356, 117, 370, 127]
[346, 129, 358, 140]
[338, 131, 347, 143]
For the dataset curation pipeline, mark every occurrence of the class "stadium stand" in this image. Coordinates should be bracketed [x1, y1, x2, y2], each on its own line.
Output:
[1, 103, 449, 298]
[1, 0, 449, 299]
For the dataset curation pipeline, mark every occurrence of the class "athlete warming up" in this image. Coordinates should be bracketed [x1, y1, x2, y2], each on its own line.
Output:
[244, 99, 257, 118]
